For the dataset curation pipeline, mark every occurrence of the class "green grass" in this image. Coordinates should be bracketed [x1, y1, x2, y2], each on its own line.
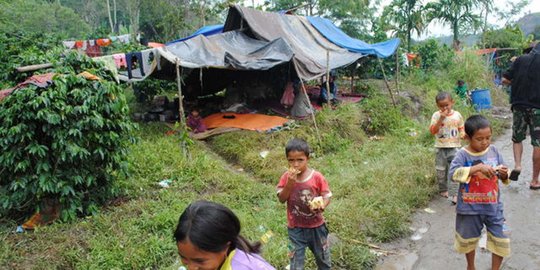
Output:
[0, 52, 511, 269]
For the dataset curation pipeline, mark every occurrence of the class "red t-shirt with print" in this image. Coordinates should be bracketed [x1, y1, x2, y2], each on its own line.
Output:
[277, 169, 331, 228]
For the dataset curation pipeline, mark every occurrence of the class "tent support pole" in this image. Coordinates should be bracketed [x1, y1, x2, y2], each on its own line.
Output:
[176, 59, 189, 157]
[299, 79, 322, 145]
[292, 61, 321, 144]
[378, 58, 396, 107]
[395, 52, 400, 95]
[325, 50, 331, 106]
[350, 63, 355, 94]
[176, 60, 186, 126]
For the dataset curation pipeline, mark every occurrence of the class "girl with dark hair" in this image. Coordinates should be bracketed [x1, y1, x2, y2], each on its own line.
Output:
[174, 200, 275, 270]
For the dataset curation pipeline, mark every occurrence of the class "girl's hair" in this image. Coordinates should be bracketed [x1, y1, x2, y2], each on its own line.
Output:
[285, 138, 311, 157]
[435, 91, 452, 102]
[174, 200, 261, 254]
[464, 114, 491, 138]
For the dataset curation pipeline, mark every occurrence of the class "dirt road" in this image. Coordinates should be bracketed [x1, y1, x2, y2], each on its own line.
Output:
[376, 129, 540, 270]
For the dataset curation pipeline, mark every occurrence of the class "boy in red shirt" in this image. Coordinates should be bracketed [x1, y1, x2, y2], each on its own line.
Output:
[277, 138, 332, 270]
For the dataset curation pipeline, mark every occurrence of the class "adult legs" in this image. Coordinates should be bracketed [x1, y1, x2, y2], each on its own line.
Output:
[513, 142, 523, 172]
[532, 147, 540, 187]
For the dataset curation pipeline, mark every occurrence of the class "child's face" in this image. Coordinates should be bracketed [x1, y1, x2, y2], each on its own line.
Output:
[177, 239, 229, 270]
[436, 97, 454, 113]
[287, 150, 309, 173]
[467, 127, 492, 153]
[191, 110, 200, 117]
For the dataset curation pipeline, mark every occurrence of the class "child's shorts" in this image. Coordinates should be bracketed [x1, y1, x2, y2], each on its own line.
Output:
[455, 212, 510, 257]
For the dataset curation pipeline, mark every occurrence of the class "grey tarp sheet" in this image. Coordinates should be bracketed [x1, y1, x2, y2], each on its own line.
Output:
[157, 30, 293, 70]
[223, 5, 364, 80]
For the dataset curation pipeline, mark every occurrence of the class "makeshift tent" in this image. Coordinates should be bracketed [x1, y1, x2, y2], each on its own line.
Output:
[105, 5, 399, 118]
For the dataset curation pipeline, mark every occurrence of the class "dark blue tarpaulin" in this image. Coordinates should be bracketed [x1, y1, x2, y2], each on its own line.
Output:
[166, 24, 224, 45]
[307, 17, 400, 58]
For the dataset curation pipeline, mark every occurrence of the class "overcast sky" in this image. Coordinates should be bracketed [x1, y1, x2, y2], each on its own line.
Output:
[409, 0, 540, 39]
[242, 0, 540, 39]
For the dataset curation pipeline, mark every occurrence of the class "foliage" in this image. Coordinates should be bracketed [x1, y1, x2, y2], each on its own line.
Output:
[414, 38, 454, 71]
[479, 25, 531, 49]
[0, 51, 136, 220]
[425, 0, 484, 47]
[0, 0, 91, 38]
[381, 0, 427, 52]
[0, 32, 65, 89]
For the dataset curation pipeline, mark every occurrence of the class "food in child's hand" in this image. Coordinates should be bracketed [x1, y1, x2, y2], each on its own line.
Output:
[309, 196, 325, 210]
[288, 167, 301, 175]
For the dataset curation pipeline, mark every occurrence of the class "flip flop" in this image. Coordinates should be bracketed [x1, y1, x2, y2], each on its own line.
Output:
[530, 185, 540, 190]
[509, 170, 521, 181]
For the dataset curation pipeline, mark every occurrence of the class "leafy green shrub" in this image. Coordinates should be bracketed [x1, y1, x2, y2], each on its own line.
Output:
[360, 93, 412, 135]
[0, 52, 136, 220]
[415, 39, 454, 71]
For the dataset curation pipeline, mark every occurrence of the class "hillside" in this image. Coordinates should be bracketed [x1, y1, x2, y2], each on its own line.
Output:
[516, 12, 540, 36]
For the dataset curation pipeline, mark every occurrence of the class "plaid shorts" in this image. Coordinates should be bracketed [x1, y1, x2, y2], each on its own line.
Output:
[512, 107, 540, 147]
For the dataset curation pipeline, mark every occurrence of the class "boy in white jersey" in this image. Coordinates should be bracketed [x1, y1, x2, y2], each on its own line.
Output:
[429, 92, 465, 204]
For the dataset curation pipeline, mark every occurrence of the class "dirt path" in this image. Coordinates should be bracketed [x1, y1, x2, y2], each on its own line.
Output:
[376, 129, 540, 270]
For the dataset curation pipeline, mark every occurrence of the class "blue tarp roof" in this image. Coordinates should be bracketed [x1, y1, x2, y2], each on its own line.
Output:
[166, 24, 224, 45]
[307, 17, 400, 58]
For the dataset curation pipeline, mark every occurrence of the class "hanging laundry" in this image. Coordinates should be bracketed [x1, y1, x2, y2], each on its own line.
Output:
[125, 52, 145, 79]
[89, 39, 96, 46]
[93, 55, 119, 82]
[116, 34, 131, 44]
[62, 41, 75, 49]
[96, 38, 111, 47]
[280, 82, 295, 107]
[74, 40, 84, 49]
[112, 53, 127, 68]
[86, 43, 102, 57]
[140, 49, 156, 77]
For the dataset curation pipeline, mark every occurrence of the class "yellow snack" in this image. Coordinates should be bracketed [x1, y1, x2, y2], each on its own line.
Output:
[309, 196, 325, 210]
[288, 167, 301, 175]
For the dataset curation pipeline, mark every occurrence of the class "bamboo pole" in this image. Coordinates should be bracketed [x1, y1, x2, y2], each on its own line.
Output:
[16, 63, 53, 73]
[175, 60, 186, 126]
[292, 61, 322, 145]
[325, 50, 331, 105]
[395, 52, 400, 95]
[378, 58, 396, 107]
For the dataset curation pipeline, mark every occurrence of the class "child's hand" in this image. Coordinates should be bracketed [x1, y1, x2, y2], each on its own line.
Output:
[287, 167, 300, 184]
[439, 108, 451, 119]
[496, 165, 509, 180]
[474, 163, 497, 178]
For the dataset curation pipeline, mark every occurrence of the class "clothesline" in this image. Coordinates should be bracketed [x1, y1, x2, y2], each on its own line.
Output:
[62, 34, 134, 57]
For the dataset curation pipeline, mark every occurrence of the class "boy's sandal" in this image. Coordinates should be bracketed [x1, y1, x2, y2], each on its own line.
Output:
[509, 170, 521, 181]
[530, 185, 540, 190]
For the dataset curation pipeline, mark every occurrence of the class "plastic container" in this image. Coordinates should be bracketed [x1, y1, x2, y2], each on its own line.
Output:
[471, 88, 492, 111]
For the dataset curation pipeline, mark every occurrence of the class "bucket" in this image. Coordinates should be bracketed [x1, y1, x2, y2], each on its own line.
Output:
[471, 89, 492, 111]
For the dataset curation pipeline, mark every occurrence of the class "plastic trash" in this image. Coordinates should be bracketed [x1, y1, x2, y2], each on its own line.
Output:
[16, 225, 24, 233]
[423, 208, 436, 214]
[258, 225, 274, 244]
[259, 150, 269, 158]
[158, 179, 172, 188]
[410, 232, 423, 241]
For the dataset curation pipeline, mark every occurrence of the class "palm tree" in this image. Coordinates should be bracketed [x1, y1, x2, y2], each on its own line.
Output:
[382, 0, 426, 52]
[425, 0, 484, 50]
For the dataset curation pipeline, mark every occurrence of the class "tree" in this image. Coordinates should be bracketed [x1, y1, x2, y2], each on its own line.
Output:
[382, 0, 426, 52]
[494, 0, 530, 25]
[425, 0, 483, 50]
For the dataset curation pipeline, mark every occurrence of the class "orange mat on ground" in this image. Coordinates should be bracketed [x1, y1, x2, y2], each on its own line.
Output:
[202, 113, 289, 131]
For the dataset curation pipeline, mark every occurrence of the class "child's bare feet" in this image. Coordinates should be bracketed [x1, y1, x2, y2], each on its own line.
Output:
[439, 191, 449, 198]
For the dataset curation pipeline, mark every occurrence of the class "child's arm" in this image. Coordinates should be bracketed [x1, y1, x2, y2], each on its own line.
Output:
[277, 172, 297, 203]
[452, 163, 497, 183]
[429, 111, 448, 135]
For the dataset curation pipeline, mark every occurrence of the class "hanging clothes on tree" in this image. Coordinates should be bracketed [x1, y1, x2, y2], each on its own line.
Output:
[125, 52, 145, 79]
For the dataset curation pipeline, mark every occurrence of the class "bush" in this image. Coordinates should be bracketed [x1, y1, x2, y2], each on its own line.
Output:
[0, 52, 136, 220]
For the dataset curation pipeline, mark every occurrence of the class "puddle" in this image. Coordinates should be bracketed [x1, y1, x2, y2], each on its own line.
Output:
[375, 252, 418, 270]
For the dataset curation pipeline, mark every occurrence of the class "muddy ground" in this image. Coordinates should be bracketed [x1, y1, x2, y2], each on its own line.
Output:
[376, 128, 540, 270]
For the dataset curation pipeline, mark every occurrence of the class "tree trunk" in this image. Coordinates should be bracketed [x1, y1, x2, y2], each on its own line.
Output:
[452, 21, 460, 50]
[107, 0, 114, 33]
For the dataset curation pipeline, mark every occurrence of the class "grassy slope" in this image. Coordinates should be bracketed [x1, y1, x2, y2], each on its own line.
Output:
[0, 52, 510, 269]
